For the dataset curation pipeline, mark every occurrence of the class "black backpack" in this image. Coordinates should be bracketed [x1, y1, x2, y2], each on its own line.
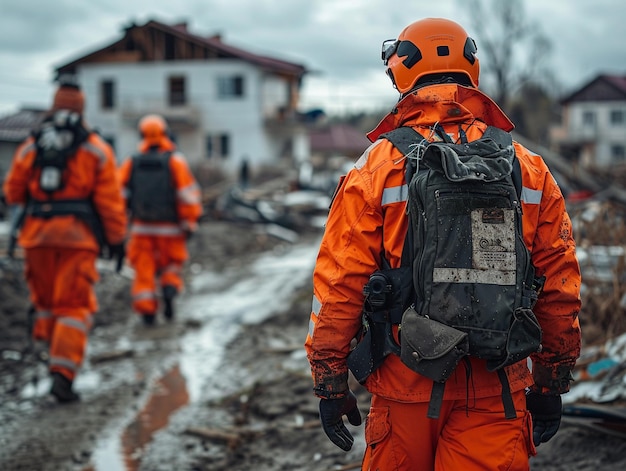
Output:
[381, 125, 543, 418]
[128, 150, 178, 222]
[33, 110, 90, 193]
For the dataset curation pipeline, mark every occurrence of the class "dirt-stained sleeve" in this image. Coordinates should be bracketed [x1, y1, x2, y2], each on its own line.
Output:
[529, 167, 582, 395]
[305, 143, 387, 398]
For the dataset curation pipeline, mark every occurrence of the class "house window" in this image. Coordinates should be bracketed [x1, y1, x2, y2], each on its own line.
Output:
[582, 110, 595, 126]
[205, 136, 212, 158]
[169, 76, 186, 106]
[611, 144, 626, 161]
[101, 80, 115, 109]
[220, 134, 230, 157]
[165, 34, 176, 60]
[610, 109, 625, 125]
[218, 75, 244, 99]
[206, 134, 230, 159]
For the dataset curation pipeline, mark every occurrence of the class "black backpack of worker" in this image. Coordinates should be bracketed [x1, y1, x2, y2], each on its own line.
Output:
[128, 150, 178, 222]
[376, 126, 544, 418]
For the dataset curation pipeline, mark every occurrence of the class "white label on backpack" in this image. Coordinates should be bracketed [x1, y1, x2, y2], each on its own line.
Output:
[40, 166, 62, 191]
[432, 207, 516, 285]
[471, 207, 516, 284]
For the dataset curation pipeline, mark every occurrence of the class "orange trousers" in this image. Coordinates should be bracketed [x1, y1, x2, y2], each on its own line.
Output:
[127, 234, 186, 316]
[25, 247, 98, 381]
[362, 390, 535, 471]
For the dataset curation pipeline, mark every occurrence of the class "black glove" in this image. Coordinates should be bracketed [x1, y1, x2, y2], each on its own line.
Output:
[319, 390, 362, 451]
[107, 243, 126, 272]
[526, 392, 562, 446]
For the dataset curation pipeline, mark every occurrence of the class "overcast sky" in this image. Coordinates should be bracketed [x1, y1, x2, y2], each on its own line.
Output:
[1, 0, 625, 116]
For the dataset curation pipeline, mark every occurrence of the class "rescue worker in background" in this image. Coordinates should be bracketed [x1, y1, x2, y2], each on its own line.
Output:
[2, 78, 127, 403]
[305, 18, 581, 470]
[118, 114, 202, 326]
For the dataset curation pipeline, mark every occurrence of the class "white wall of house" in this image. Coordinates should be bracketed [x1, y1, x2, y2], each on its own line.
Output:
[76, 60, 302, 175]
[566, 100, 626, 167]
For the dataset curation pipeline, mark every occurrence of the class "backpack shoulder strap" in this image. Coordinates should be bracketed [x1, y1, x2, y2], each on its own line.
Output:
[380, 126, 426, 156]
[379, 127, 429, 273]
[379, 126, 428, 185]
[512, 155, 522, 201]
[481, 125, 512, 147]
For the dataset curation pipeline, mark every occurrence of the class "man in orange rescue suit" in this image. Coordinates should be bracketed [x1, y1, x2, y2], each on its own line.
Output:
[118, 114, 202, 326]
[304, 18, 581, 470]
[3, 79, 127, 403]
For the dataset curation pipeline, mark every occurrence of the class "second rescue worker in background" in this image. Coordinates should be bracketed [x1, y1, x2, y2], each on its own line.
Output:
[2, 79, 127, 402]
[118, 114, 202, 326]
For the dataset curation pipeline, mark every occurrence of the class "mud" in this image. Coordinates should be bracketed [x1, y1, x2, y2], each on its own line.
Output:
[1, 218, 625, 471]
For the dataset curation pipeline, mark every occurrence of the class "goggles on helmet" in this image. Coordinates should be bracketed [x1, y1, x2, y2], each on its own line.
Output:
[381, 39, 399, 65]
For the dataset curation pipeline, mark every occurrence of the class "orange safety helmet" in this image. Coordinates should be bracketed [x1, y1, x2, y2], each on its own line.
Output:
[138, 114, 169, 146]
[383, 18, 480, 94]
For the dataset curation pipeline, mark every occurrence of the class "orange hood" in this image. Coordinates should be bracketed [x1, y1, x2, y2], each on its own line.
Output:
[367, 84, 514, 142]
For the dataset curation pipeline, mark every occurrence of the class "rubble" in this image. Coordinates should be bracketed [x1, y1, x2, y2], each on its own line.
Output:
[1, 169, 626, 470]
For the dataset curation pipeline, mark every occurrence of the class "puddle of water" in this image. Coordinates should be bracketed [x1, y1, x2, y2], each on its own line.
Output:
[87, 364, 189, 471]
[179, 316, 240, 402]
[179, 242, 319, 401]
[83, 431, 124, 471]
[122, 364, 189, 470]
[86, 239, 319, 470]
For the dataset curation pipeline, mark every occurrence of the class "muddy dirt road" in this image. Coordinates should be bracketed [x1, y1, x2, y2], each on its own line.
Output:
[1, 218, 626, 471]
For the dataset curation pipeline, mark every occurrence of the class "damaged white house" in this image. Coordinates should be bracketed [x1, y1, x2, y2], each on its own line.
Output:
[53, 19, 310, 176]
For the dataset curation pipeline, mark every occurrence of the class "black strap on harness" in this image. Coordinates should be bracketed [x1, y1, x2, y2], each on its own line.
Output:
[29, 199, 105, 248]
[427, 381, 447, 419]
[498, 368, 517, 419]
[380, 125, 522, 420]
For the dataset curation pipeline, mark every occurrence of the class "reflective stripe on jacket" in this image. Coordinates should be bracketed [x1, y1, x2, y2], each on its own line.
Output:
[305, 83, 581, 402]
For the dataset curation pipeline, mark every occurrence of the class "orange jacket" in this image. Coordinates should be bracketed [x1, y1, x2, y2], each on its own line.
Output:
[3, 130, 127, 252]
[117, 143, 202, 237]
[305, 83, 582, 401]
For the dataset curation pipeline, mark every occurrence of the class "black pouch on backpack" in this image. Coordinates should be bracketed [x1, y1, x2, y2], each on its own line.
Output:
[486, 307, 543, 371]
[400, 306, 469, 382]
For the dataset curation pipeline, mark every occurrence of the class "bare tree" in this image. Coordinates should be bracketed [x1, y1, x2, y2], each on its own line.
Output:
[458, 0, 553, 111]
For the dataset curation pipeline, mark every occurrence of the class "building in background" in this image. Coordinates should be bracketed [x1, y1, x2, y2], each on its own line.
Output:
[303, 123, 371, 193]
[52, 19, 309, 177]
[551, 75, 626, 168]
[0, 108, 46, 184]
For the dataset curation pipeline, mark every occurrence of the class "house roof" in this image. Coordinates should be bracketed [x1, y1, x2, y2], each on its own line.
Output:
[561, 74, 626, 104]
[54, 19, 307, 80]
[0, 108, 46, 143]
[309, 124, 371, 156]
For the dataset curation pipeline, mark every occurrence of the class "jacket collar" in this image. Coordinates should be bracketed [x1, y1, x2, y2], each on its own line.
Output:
[367, 84, 514, 142]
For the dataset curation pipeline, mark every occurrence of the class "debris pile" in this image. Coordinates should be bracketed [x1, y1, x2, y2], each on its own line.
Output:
[560, 188, 626, 437]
